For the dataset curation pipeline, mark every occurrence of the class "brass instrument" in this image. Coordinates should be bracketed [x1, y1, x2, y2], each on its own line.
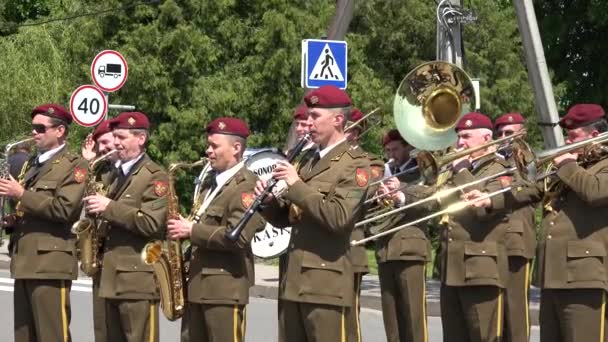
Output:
[353, 186, 513, 246]
[0, 137, 34, 245]
[512, 132, 608, 183]
[72, 149, 117, 276]
[393, 61, 476, 151]
[141, 158, 207, 321]
[357, 167, 516, 228]
[345, 107, 382, 139]
[415, 131, 526, 184]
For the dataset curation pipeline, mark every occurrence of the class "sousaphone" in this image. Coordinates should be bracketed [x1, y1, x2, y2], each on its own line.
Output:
[393, 61, 477, 151]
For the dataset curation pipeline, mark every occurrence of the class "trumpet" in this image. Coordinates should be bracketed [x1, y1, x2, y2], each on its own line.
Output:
[512, 132, 608, 183]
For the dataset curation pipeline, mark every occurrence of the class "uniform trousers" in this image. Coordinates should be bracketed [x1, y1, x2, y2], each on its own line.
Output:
[540, 288, 607, 342]
[279, 300, 349, 342]
[180, 302, 246, 342]
[440, 284, 503, 342]
[92, 275, 107, 342]
[378, 260, 428, 342]
[503, 257, 531, 342]
[346, 272, 364, 342]
[104, 298, 159, 342]
[14, 279, 72, 342]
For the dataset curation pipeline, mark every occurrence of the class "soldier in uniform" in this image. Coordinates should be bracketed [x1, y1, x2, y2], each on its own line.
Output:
[81, 120, 118, 342]
[536, 104, 608, 342]
[440, 112, 513, 342]
[372, 129, 431, 342]
[84, 112, 168, 342]
[344, 107, 383, 342]
[494, 113, 538, 342]
[167, 117, 265, 342]
[284, 104, 315, 153]
[0, 104, 88, 342]
[256, 85, 373, 342]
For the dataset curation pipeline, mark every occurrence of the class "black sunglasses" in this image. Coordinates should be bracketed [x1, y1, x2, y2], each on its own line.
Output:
[32, 124, 58, 134]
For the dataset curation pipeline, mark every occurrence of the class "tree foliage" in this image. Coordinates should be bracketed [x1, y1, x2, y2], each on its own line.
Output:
[0, 0, 569, 202]
[536, 0, 608, 109]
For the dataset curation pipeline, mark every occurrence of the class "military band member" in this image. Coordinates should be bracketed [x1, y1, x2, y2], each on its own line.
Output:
[344, 107, 383, 342]
[84, 112, 168, 342]
[0, 104, 87, 342]
[440, 112, 513, 342]
[284, 104, 315, 153]
[81, 120, 118, 342]
[494, 113, 537, 342]
[537, 104, 608, 342]
[256, 85, 373, 342]
[167, 117, 265, 342]
[371, 129, 431, 342]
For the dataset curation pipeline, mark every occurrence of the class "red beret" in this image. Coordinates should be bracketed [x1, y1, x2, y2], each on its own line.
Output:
[559, 104, 606, 129]
[455, 112, 493, 131]
[494, 112, 525, 129]
[206, 117, 250, 138]
[109, 112, 150, 130]
[304, 85, 352, 108]
[293, 104, 309, 121]
[31, 104, 72, 125]
[92, 120, 112, 141]
[348, 108, 367, 132]
[382, 129, 406, 146]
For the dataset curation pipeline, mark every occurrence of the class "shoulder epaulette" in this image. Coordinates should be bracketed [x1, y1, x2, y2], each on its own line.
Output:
[144, 160, 162, 173]
[346, 147, 367, 159]
[63, 151, 79, 162]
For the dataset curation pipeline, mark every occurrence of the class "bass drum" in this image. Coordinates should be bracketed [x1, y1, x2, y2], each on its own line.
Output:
[245, 149, 292, 259]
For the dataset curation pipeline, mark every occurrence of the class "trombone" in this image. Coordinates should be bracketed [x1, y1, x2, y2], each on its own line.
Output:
[357, 166, 516, 227]
[368, 131, 525, 203]
[512, 132, 608, 183]
[353, 165, 562, 246]
[353, 187, 513, 246]
[345, 107, 382, 138]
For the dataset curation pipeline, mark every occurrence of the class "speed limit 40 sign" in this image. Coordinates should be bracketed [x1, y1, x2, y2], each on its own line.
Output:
[70, 85, 108, 127]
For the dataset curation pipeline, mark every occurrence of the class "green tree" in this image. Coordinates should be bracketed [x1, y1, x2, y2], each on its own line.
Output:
[536, 0, 608, 110]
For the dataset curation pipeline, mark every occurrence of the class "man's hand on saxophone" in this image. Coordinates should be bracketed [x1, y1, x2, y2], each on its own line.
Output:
[167, 216, 192, 239]
[0, 175, 24, 199]
[84, 194, 111, 214]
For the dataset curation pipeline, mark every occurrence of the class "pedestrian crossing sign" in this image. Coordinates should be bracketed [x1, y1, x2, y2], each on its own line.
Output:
[301, 39, 348, 89]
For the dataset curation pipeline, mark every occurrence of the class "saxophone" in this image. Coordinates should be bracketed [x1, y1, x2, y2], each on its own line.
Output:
[141, 158, 207, 321]
[72, 150, 117, 276]
[0, 137, 34, 245]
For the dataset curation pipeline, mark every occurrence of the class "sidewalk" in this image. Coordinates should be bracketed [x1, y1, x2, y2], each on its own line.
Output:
[252, 263, 541, 325]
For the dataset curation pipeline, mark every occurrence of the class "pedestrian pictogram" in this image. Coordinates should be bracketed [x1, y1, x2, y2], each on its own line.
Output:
[310, 45, 345, 81]
[301, 39, 347, 89]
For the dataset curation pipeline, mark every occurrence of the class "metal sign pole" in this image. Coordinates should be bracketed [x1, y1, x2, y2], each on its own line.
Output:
[513, 0, 564, 148]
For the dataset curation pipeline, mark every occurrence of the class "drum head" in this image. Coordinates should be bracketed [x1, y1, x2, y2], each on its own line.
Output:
[245, 149, 289, 195]
[252, 224, 292, 259]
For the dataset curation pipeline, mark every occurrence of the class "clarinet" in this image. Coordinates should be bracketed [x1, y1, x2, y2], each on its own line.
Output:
[225, 133, 312, 242]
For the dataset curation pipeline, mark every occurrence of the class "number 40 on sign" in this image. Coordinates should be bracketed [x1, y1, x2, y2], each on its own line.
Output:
[70, 85, 108, 127]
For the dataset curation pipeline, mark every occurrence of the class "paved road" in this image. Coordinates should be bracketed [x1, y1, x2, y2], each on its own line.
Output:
[0, 269, 539, 341]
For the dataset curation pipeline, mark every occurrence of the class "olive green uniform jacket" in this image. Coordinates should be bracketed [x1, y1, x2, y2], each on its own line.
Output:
[261, 140, 373, 307]
[11, 147, 87, 280]
[187, 166, 265, 305]
[98, 154, 168, 300]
